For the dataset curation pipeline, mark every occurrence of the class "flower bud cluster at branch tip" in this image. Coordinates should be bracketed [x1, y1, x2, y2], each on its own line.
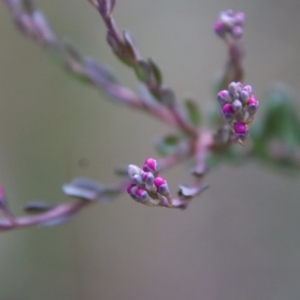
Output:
[217, 82, 259, 143]
[214, 10, 245, 40]
[127, 158, 172, 207]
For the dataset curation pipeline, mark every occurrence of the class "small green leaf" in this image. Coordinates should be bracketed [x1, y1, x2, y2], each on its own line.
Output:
[154, 135, 181, 156]
[184, 98, 202, 126]
[148, 58, 163, 86]
[134, 60, 151, 82]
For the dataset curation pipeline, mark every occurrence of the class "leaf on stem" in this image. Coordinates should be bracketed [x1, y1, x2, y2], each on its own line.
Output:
[62, 178, 104, 201]
[24, 201, 53, 213]
[154, 134, 181, 156]
[134, 60, 151, 82]
[184, 98, 202, 127]
[123, 30, 139, 61]
[178, 184, 208, 198]
[148, 58, 163, 86]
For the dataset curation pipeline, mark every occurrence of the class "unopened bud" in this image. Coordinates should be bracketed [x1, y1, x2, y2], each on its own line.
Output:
[222, 103, 235, 120]
[154, 177, 169, 195]
[143, 158, 159, 174]
[233, 121, 248, 138]
[231, 26, 243, 39]
[247, 95, 259, 114]
[134, 188, 150, 202]
[142, 172, 154, 186]
[232, 99, 243, 112]
[127, 164, 143, 183]
[217, 90, 232, 105]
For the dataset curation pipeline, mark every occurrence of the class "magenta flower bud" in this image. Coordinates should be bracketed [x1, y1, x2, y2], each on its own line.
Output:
[135, 188, 149, 202]
[247, 95, 259, 114]
[154, 177, 169, 195]
[231, 26, 243, 39]
[234, 12, 245, 26]
[127, 183, 138, 199]
[214, 21, 226, 36]
[232, 99, 243, 112]
[143, 158, 159, 173]
[142, 172, 154, 186]
[217, 90, 231, 104]
[233, 121, 248, 138]
[222, 103, 235, 120]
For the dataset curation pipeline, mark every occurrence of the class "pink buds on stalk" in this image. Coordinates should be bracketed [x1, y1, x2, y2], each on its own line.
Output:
[126, 158, 172, 207]
[217, 82, 259, 142]
[214, 10, 245, 39]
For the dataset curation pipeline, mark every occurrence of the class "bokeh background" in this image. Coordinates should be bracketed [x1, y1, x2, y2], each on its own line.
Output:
[1, 0, 300, 299]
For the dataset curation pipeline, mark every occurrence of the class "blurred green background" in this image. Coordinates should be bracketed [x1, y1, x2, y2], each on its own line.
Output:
[1, 0, 300, 299]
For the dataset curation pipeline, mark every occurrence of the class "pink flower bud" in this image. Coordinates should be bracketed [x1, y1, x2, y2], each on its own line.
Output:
[231, 26, 243, 39]
[142, 172, 154, 186]
[154, 177, 169, 195]
[127, 183, 137, 196]
[143, 158, 159, 173]
[135, 188, 149, 202]
[234, 12, 245, 26]
[247, 95, 259, 114]
[222, 103, 235, 120]
[214, 21, 226, 36]
[233, 121, 248, 137]
[217, 90, 231, 104]
[232, 99, 243, 112]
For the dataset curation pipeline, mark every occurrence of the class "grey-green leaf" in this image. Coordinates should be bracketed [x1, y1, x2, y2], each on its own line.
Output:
[184, 98, 202, 126]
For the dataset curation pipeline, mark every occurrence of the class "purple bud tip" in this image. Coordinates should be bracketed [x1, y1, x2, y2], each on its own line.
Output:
[233, 121, 248, 136]
[234, 12, 245, 26]
[135, 188, 149, 201]
[232, 99, 243, 112]
[143, 158, 158, 173]
[142, 172, 154, 185]
[217, 90, 231, 104]
[127, 183, 137, 196]
[231, 26, 243, 39]
[247, 95, 259, 113]
[243, 85, 252, 95]
[154, 177, 169, 195]
[222, 103, 234, 120]
[154, 177, 166, 188]
[214, 21, 226, 36]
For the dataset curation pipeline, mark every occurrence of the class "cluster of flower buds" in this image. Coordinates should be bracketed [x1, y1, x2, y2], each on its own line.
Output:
[217, 82, 259, 142]
[214, 10, 245, 39]
[126, 158, 173, 207]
